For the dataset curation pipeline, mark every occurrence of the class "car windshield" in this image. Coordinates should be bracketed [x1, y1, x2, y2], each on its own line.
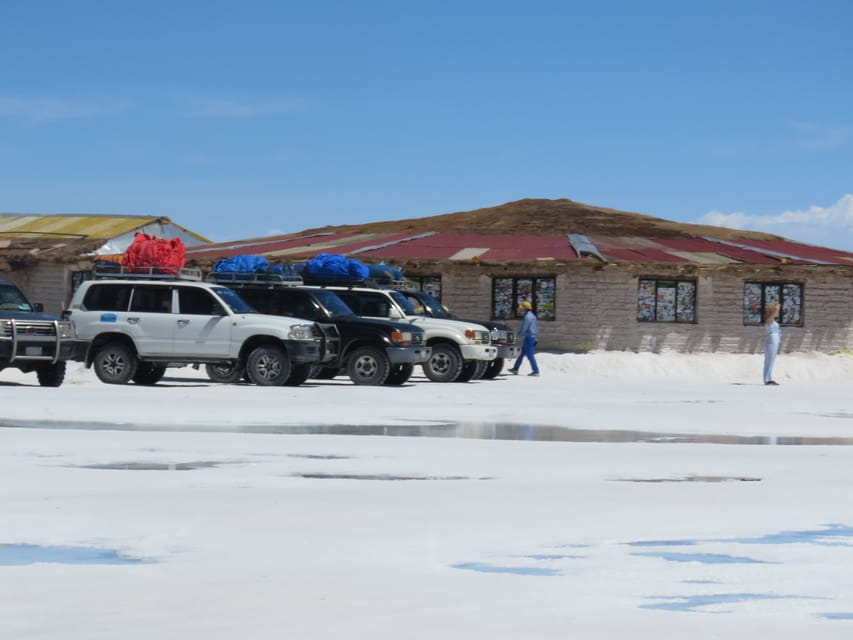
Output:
[388, 290, 418, 315]
[212, 286, 256, 314]
[312, 289, 355, 318]
[0, 284, 33, 311]
[413, 292, 451, 318]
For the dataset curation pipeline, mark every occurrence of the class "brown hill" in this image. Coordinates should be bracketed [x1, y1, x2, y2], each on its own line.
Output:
[301, 198, 785, 242]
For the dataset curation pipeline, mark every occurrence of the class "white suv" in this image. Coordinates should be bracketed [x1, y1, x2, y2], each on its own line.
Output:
[319, 285, 497, 383]
[66, 271, 339, 386]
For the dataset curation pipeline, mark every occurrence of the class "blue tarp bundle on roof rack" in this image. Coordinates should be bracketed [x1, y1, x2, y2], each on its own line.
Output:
[366, 262, 404, 284]
[214, 255, 270, 274]
[303, 253, 370, 283]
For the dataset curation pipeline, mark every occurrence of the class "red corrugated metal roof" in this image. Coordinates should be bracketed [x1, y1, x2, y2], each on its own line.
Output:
[181, 229, 853, 267]
[356, 234, 578, 261]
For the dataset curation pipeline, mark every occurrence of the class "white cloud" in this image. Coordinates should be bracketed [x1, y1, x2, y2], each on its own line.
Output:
[698, 195, 853, 251]
[787, 121, 853, 150]
[0, 96, 115, 122]
[183, 96, 304, 118]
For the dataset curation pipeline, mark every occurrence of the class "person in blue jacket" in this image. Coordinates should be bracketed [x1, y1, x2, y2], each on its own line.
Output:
[509, 301, 539, 377]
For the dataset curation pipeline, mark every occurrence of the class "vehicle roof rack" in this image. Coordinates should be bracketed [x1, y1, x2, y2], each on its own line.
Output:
[304, 277, 411, 290]
[92, 264, 203, 281]
[206, 272, 305, 286]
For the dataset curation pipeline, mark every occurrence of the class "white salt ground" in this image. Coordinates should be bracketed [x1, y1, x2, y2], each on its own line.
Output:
[2, 351, 853, 639]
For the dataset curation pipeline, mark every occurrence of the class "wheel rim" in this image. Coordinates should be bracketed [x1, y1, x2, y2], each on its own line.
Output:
[430, 352, 451, 375]
[255, 353, 282, 382]
[353, 354, 378, 379]
[103, 352, 126, 377]
[212, 364, 235, 377]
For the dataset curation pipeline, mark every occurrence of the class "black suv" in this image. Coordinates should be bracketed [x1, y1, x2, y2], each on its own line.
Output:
[208, 274, 431, 385]
[0, 279, 83, 386]
[396, 289, 520, 379]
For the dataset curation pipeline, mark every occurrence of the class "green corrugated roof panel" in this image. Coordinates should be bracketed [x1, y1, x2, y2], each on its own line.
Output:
[0, 214, 210, 244]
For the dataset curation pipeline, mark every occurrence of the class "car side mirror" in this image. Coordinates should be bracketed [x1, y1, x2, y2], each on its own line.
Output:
[33, 302, 44, 312]
[388, 307, 404, 320]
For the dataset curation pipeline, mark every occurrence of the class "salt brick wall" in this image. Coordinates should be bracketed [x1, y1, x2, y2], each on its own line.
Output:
[429, 264, 853, 354]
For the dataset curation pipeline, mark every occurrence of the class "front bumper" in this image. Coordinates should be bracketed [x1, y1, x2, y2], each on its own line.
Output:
[0, 337, 86, 364]
[387, 345, 432, 365]
[459, 344, 498, 362]
[497, 344, 521, 360]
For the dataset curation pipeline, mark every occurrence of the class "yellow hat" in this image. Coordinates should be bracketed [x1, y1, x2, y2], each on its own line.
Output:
[520, 301, 532, 310]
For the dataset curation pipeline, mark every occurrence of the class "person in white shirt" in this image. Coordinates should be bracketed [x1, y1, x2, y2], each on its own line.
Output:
[763, 303, 781, 385]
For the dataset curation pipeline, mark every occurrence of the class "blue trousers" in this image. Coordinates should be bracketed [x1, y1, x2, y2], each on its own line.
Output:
[513, 336, 539, 374]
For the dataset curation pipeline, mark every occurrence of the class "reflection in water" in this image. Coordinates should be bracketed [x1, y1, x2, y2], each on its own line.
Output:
[0, 544, 147, 566]
[453, 562, 561, 576]
[293, 473, 489, 481]
[628, 524, 853, 548]
[641, 592, 801, 612]
[6, 419, 853, 446]
[74, 461, 234, 471]
[633, 551, 771, 564]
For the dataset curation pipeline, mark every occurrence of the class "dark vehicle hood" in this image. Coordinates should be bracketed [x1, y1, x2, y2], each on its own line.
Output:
[335, 315, 425, 334]
[0, 310, 60, 322]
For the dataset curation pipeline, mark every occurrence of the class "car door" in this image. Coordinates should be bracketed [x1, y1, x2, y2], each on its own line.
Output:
[174, 286, 232, 357]
[127, 285, 175, 356]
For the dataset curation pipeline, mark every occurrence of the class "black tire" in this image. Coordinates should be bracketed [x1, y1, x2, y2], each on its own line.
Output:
[471, 360, 488, 380]
[93, 342, 138, 385]
[285, 363, 312, 386]
[36, 361, 66, 387]
[132, 363, 167, 385]
[384, 363, 414, 386]
[455, 360, 478, 383]
[205, 362, 245, 384]
[347, 345, 391, 385]
[312, 366, 340, 380]
[423, 343, 463, 383]
[482, 358, 504, 379]
[246, 344, 291, 386]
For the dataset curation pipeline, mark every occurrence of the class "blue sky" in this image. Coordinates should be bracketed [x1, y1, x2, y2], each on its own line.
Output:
[1, 0, 851, 249]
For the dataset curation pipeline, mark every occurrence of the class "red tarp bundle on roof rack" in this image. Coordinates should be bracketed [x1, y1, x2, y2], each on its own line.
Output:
[122, 233, 186, 275]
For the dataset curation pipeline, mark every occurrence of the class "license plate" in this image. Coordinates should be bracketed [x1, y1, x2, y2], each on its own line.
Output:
[25, 346, 42, 356]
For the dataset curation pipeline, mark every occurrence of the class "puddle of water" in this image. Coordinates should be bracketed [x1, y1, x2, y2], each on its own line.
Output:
[630, 524, 853, 549]
[618, 475, 761, 483]
[729, 524, 853, 546]
[633, 551, 771, 565]
[0, 544, 147, 566]
[293, 473, 490, 481]
[820, 613, 853, 620]
[452, 562, 560, 576]
[520, 554, 583, 560]
[74, 461, 234, 471]
[287, 454, 353, 460]
[7, 419, 853, 446]
[641, 592, 800, 613]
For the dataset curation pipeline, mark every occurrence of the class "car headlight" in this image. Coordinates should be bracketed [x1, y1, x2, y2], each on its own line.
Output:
[288, 324, 316, 340]
[464, 329, 491, 344]
[58, 321, 75, 339]
[390, 330, 412, 346]
[490, 329, 508, 345]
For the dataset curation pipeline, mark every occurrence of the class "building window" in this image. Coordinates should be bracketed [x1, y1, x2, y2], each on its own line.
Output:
[406, 275, 442, 301]
[637, 278, 697, 323]
[492, 277, 556, 320]
[743, 282, 803, 326]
